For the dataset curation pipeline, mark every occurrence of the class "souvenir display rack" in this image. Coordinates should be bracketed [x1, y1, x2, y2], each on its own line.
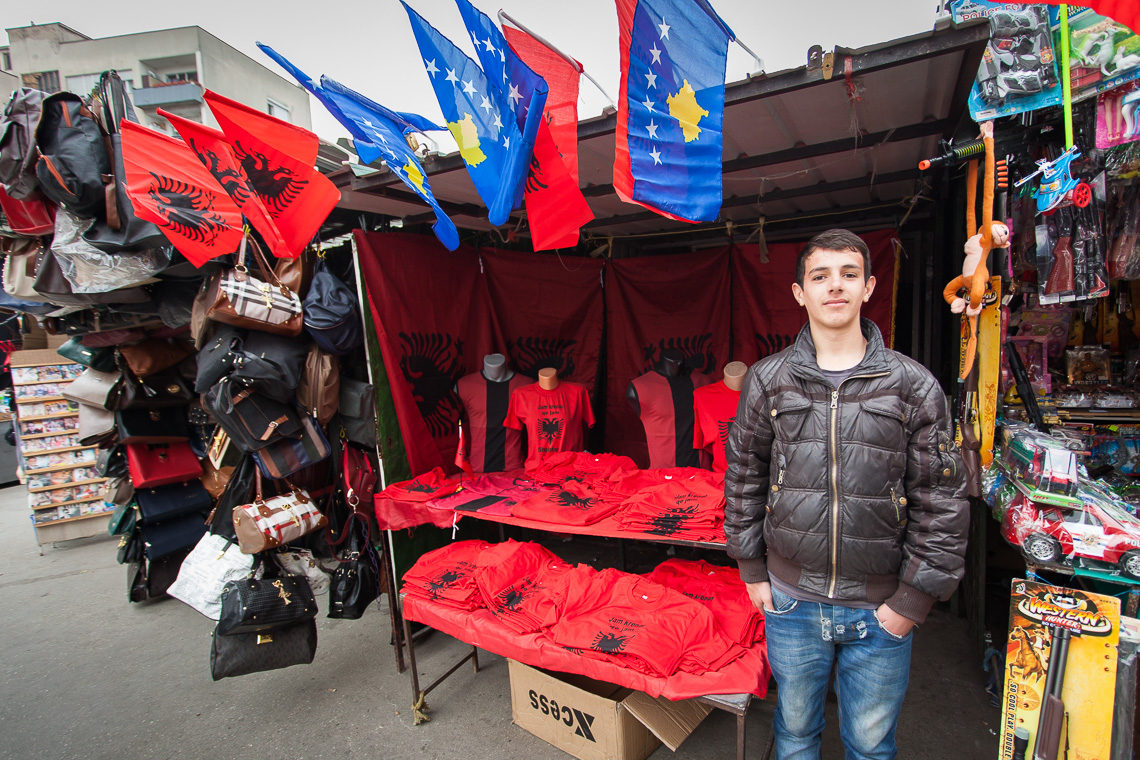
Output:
[10, 349, 110, 550]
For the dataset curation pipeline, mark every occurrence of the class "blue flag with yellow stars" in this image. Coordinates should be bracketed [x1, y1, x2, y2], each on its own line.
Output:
[256, 42, 459, 251]
[402, 1, 535, 227]
[613, 0, 734, 223]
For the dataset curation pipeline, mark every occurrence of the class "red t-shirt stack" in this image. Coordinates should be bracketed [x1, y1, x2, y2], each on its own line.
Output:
[618, 476, 726, 542]
[548, 568, 745, 676]
[510, 481, 618, 526]
[401, 540, 493, 610]
[472, 540, 588, 633]
[427, 473, 550, 517]
[644, 559, 764, 646]
[527, 451, 639, 490]
[377, 467, 462, 502]
[604, 467, 722, 501]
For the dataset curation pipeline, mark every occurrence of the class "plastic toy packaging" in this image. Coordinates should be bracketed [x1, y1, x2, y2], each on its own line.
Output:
[1065, 345, 1111, 384]
[969, 4, 1061, 121]
[999, 423, 1082, 505]
[1063, 7, 1140, 101]
[1105, 183, 1140, 280]
[1096, 81, 1140, 148]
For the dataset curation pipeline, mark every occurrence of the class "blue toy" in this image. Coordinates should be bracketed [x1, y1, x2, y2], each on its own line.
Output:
[1014, 145, 1092, 214]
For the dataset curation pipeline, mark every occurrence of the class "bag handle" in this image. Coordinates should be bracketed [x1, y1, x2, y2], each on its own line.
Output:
[245, 235, 295, 299]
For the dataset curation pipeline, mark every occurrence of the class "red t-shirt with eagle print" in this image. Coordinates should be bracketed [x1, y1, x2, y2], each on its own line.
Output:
[509, 481, 617, 526]
[504, 382, 595, 471]
[692, 381, 741, 474]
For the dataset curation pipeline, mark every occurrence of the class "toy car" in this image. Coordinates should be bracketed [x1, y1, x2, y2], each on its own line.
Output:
[1001, 491, 1140, 578]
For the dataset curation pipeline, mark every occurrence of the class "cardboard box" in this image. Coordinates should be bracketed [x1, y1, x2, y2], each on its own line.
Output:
[508, 660, 710, 760]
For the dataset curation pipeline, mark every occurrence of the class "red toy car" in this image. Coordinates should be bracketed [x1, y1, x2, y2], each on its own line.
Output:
[1001, 492, 1140, 579]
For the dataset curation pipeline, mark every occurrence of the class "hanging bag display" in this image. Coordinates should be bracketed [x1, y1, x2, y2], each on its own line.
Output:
[167, 533, 258, 621]
[33, 92, 111, 218]
[209, 617, 318, 681]
[303, 258, 363, 355]
[252, 415, 331, 480]
[126, 441, 203, 488]
[203, 377, 303, 452]
[216, 558, 319, 635]
[204, 236, 303, 337]
[232, 470, 326, 554]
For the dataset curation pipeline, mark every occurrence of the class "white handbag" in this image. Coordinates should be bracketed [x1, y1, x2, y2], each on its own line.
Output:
[273, 548, 331, 595]
[167, 533, 258, 620]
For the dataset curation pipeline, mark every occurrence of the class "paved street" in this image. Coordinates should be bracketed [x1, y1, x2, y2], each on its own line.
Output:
[0, 485, 999, 759]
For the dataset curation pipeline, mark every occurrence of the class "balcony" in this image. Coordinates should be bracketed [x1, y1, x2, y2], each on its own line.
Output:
[132, 82, 203, 108]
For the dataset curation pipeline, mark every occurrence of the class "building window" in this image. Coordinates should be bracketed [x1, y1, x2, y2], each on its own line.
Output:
[267, 98, 291, 122]
[165, 71, 198, 84]
[2, 52, 11, 71]
[65, 71, 133, 97]
[23, 71, 60, 93]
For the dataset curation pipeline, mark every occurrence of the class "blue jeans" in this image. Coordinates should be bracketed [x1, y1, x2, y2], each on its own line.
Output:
[763, 585, 913, 760]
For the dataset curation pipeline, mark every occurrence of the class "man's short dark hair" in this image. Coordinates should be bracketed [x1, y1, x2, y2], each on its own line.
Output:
[795, 229, 872, 287]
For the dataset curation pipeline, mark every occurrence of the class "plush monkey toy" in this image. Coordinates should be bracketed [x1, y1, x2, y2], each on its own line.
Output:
[943, 121, 1010, 379]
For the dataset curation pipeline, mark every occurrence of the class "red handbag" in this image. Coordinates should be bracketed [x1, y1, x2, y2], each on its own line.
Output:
[343, 445, 377, 513]
[0, 187, 55, 235]
[126, 441, 203, 488]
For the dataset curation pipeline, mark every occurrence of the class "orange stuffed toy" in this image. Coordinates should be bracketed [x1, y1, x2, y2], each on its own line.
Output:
[943, 120, 1010, 380]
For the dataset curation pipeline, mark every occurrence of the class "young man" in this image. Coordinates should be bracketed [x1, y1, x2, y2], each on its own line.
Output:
[725, 229, 968, 759]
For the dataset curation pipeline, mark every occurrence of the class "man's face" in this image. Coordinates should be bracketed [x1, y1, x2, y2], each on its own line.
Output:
[791, 248, 876, 331]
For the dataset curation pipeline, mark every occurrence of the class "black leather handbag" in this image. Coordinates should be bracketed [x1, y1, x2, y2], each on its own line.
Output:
[139, 514, 206, 560]
[135, 480, 212, 525]
[57, 337, 116, 372]
[195, 326, 307, 403]
[336, 378, 377, 447]
[116, 406, 192, 444]
[203, 378, 303, 452]
[327, 513, 381, 620]
[303, 261, 362, 356]
[96, 444, 128, 478]
[217, 564, 318, 636]
[210, 618, 317, 681]
[117, 369, 194, 410]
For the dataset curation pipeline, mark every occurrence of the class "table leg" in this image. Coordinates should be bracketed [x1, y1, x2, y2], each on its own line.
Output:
[737, 712, 747, 760]
[472, 644, 480, 673]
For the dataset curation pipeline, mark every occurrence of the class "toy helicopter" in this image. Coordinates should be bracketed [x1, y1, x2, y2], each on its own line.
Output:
[1014, 145, 1092, 214]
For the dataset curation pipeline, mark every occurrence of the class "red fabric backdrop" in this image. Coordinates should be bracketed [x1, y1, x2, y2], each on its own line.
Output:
[357, 230, 898, 476]
[607, 248, 733, 465]
[731, 229, 898, 366]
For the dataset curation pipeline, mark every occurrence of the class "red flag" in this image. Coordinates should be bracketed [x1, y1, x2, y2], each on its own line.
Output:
[455, 420, 474, 478]
[502, 22, 584, 184]
[524, 120, 594, 250]
[158, 108, 291, 260]
[203, 90, 340, 257]
[119, 120, 243, 267]
[1025, 1, 1138, 35]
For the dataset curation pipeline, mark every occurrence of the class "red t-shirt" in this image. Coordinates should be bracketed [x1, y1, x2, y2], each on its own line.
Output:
[527, 451, 638, 489]
[504, 382, 595, 470]
[619, 479, 726, 541]
[630, 371, 712, 469]
[402, 540, 493, 609]
[548, 568, 745, 676]
[457, 372, 533, 472]
[644, 559, 763, 646]
[510, 481, 618, 526]
[693, 382, 741, 474]
[378, 467, 462, 502]
[606, 467, 723, 501]
[473, 540, 584, 633]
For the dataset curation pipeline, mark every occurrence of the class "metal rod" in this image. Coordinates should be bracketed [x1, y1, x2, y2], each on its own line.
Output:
[734, 38, 765, 74]
[498, 10, 616, 108]
[404, 605, 421, 706]
[423, 650, 478, 697]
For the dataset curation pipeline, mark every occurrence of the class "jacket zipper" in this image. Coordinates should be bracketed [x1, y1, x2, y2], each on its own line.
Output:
[825, 371, 889, 598]
[890, 487, 900, 524]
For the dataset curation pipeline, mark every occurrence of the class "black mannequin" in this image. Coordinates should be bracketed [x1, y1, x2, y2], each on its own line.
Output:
[627, 350, 684, 416]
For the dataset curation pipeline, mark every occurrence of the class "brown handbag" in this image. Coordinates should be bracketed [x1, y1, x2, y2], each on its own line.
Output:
[275, 248, 314, 299]
[118, 338, 194, 378]
[204, 236, 303, 337]
[232, 470, 327, 554]
[296, 344, 340, 426]
[201, 459, 236, 499]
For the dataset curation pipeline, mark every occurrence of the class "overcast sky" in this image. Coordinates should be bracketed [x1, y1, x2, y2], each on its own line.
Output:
[5, 0, 940, 145]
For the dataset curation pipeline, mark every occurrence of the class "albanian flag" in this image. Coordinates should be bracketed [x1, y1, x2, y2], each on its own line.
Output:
[204, 90, 340, 257]
[455, 420, 474, 478]
[120, 120, 243, 267]
[159, 108, 291, 260]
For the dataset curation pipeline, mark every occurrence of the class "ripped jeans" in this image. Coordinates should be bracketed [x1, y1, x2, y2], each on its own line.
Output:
[763, 585, 913, 760]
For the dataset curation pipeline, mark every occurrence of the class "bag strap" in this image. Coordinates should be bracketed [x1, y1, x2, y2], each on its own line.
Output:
[246, 235, 294, 297]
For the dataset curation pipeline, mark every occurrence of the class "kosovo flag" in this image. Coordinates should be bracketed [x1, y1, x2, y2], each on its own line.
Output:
[256, 43, 459, 252]
[614, 0, 733, 223]
[453, 0, 593, 250]
[402, 1, 533, 227]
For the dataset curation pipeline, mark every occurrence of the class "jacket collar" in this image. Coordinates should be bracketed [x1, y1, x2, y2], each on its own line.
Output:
[786, 318, 891, 384]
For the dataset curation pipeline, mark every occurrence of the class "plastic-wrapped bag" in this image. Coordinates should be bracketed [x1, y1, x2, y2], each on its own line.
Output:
[51, 207, 168, 293]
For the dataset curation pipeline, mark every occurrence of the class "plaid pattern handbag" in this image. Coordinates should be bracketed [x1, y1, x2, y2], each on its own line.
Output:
[205, 235, 303, 337]
[232, 470, 327, 554]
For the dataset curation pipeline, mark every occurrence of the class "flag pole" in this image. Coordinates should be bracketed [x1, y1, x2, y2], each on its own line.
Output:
[498, 10, 616, 108]
[734, 38, 765, 75]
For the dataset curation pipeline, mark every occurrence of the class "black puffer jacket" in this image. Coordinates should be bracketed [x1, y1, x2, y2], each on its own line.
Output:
[724, 320, 969, 623]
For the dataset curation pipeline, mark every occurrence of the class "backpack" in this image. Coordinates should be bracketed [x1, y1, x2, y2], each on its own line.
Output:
[0, 87, 48, 199]
[34, 92, 111, 218]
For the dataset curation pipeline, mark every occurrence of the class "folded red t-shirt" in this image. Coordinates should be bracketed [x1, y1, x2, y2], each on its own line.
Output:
[619, 479, 725, 541]
[402, 540, 493, 609]
[510, 481, 619, 526]
[378, 467, 462, 502]
[527, 451, 639, 489]
[473, 540, 585, 633]
[644, 559, 763, 646]
[605, 467, 722, 501]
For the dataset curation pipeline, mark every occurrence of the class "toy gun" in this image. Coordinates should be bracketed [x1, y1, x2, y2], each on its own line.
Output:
[1033, 625, 1072, 760]
[1005, 340, 1049, 433]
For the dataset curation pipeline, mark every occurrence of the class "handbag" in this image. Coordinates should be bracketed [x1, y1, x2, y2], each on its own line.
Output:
[201, 459, 236, 500]
[1, 86, 47, 199]
[115, 369, 194, 410]
[337, 378, 377, 447]
[34, 91, 110, 217]
[232, 330, 308, 402]
[194, 325, 243, 394]
[0, 187, 55, 235]
[272, 548, 330, 595]
[204, 236, 303, 337]
[61, 367, 121, 410]
[297, 344, 340, 426]
[96, 445, 128, 478]
[140, 515, 206, 560]
[252, 415, 331, 480]
[203, 378, 303, 452]
[126, 441, 203, 488]
[135, 479, 212, 525]
[232, 471, 327, 554]
[106, 475, 135, 508]
[209, 618, 317, 681]
[303, 259, 363, 356]
[77, 402, 116, 446]
[2, 236, 49, 302]
[146, 548, 191, 598]
[107, 498, 138, 536]
[115, 406, 191, 444]
[57, 337, 116, 372]
[217, 559, 318, 635]
[118, 338, 193, 378]
[167, 533, 257, 620]
[343, 444, 377, 513]
[327, 513, 381, 620]
[45, 310, 163, 337]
